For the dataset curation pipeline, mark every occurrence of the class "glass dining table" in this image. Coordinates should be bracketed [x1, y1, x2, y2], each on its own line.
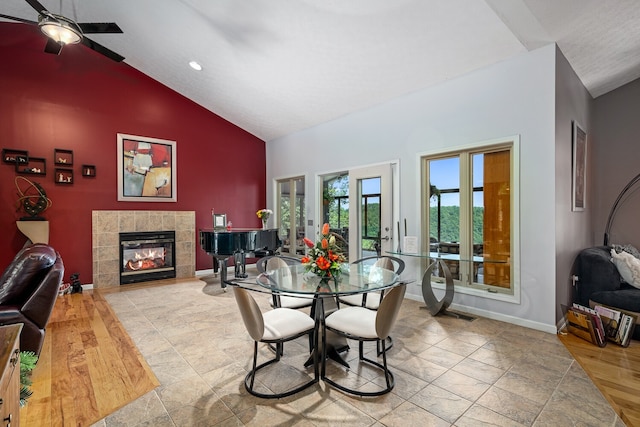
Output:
[256, 263, 400, 297]
[249, 262, 401, 369]
[387, 251, 504, 318]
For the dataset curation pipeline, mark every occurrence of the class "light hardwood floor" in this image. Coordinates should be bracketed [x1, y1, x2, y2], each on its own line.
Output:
[559, 332, 640, 426]
[19, 289, 159, 426]
[18, 280, 640, 426]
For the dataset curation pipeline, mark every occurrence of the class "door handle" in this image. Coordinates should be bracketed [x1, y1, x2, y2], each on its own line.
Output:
[381, 236, 390, 241]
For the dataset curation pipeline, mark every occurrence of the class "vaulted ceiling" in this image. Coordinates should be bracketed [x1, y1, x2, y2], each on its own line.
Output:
[3, 0, 640, 141]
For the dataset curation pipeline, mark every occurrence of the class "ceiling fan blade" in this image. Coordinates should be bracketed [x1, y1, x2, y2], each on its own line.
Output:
[0, 13, 37, 24]
[44, 37, 63, 55]
[80, 36, 124, 62]
[24, 0, 50, 15]
[78, 22, 123, 34]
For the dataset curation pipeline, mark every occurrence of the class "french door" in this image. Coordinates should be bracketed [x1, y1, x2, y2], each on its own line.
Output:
[348, 164, 394, 261]
[321, 163, 395, 262]
[277, 176, 305, 255]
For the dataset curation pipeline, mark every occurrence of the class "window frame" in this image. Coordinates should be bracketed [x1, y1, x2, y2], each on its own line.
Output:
[420, 135, 520, 304]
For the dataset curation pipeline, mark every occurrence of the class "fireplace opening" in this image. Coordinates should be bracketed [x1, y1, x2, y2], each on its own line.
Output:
[119, 231, 176, 284]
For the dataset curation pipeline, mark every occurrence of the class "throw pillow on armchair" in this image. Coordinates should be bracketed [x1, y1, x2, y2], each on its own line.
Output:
[610, 249, 640, 289]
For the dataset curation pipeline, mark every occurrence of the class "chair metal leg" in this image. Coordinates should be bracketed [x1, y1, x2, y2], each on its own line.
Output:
[380, 340, 393, 390]
[248, 341, 259, 390]
[377, 336, 393, 356]
[244, 333, 318, 399]
[267, 342, 280, 355]
[321, 310, 328, 378]
[312, 322, 319, 380]
[322, 334, 396, 397]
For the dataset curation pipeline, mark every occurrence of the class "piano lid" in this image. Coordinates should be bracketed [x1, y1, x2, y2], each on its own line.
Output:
[199, 228, 281, 256]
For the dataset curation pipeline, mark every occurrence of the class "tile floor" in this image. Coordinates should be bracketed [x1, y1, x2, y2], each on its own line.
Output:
[91, 275, 625, 426]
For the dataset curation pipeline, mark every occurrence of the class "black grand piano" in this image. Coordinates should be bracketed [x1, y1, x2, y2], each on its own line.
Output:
[199, 228, 281, 288]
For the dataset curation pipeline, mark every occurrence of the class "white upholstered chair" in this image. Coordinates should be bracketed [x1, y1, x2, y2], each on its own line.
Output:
[339, 256, 405, 354]
[233, 286, 318, 398]
[256, 255, 315, 309]
[321, 284, 406, 396]
[338, 256, 405, 309]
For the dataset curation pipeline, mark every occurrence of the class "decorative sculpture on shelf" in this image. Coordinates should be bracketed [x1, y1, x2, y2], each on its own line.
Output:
[15, 176, 52, 220]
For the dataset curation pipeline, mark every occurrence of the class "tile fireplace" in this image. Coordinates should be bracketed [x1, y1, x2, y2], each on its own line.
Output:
[92, 210, 195, 288]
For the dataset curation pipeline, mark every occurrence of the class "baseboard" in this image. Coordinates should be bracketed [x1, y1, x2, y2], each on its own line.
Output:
[403, 293, 558, 335]
[195, 269, 214, 277]
[196, 264, 259, 277]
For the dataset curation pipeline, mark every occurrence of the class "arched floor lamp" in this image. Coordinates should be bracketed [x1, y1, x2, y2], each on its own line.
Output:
[603, 172, 640, 246]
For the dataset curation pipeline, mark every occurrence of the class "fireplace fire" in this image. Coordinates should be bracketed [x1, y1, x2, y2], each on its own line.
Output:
[124, 248, 166, 271]
[119, 231, 176, 284]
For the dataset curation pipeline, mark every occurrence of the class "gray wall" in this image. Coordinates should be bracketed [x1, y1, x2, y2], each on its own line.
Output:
[554, 46, 593, 323]
[266, 42, 640, 334]
[267, 44, 560, 332]
[593, 78, 640, 249]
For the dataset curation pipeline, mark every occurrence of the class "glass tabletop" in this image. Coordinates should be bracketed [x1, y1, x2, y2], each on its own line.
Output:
[256, 263, 399, 296]
[386, 251, 506, 264]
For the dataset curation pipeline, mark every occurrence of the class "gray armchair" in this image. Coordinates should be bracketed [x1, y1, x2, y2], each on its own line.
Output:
[573, 246, 640, 340]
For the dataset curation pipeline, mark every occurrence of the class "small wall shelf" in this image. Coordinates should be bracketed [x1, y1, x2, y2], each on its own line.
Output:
[54, 149, 73, 166]
[82, 165, 96, 177]
[2, 149, 28, 164]
[16, 157, 46, 175]
[55, 168, 73, 184]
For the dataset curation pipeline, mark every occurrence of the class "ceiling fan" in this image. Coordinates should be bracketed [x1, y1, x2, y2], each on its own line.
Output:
[0, 0, 124, 61]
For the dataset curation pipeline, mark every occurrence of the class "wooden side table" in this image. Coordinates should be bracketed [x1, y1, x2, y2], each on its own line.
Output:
[0, 324, 22, 427]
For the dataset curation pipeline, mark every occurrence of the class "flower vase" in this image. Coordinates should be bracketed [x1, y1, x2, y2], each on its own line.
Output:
[317, 276, 332, 292]
[262, 218, 268, 230]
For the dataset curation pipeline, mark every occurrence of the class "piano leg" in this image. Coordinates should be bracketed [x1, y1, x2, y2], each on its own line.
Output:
[234, 250, 248, 278]
[219, 256, 229, 290]
[211, 257, 219, 277]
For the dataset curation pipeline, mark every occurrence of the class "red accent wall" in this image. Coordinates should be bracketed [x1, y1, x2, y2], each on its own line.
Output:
[0, 23, 266, 284]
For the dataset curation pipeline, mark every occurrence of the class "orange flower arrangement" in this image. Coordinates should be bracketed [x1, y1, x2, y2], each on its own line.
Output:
[301, 223, 347, 280]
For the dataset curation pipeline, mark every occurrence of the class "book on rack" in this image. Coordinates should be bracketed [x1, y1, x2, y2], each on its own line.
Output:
[571, 303, 606, 345]
[562, 304, 606, 347]
[592, 303, 637, 347]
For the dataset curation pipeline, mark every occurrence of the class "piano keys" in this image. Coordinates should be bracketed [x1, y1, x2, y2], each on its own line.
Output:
[199, 228, 281, 288]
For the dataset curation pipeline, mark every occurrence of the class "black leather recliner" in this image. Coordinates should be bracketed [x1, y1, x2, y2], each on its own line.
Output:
[0, 243, 64, 356]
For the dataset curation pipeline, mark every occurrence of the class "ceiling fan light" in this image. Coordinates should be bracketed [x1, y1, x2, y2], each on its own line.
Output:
[39, 15, 82, 45]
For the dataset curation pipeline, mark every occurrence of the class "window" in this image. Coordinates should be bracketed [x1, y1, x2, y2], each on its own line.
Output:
[359, 177, 382, 255]
[277, 176, 305, 255]
[321, 173, 349, 260]
[322, 173, 349, 230]
[422, 137, 517, 297]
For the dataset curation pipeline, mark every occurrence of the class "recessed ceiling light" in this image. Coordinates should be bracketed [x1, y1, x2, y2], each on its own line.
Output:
[189, 61, 202, 71]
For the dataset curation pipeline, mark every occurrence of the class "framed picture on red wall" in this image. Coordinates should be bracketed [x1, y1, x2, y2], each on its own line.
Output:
[117, 133, 177, 202]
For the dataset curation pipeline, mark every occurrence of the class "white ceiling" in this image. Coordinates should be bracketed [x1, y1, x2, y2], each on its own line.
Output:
[3, 0, 640, 142]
